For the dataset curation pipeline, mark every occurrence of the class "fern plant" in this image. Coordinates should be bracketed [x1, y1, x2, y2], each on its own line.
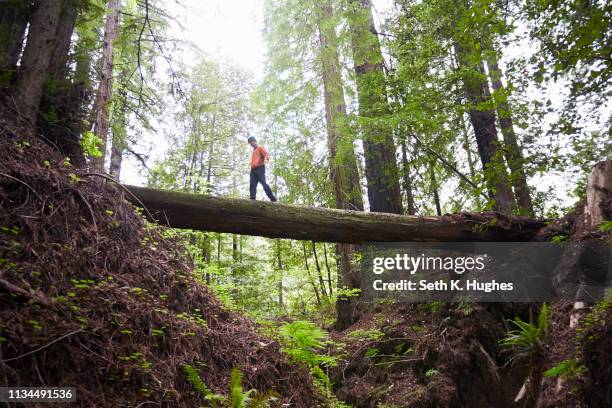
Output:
[279, 320, 337, 391]
[543, 359, 586, 379]
[182, 364, 273, 408]
[500, 303, 549, 362]
[229, 368, 254, 408]
[182, 364, 225, 407]
[598, 220, 612, 233]
[279, 320, 336, 368]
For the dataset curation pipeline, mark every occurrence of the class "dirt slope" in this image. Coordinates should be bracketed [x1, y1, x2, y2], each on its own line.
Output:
[0, 120, 323, 407]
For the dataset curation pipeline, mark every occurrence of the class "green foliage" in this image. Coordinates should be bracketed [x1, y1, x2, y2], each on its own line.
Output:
[347, 328, 384, 341]
[417, 301, 444, 314]
[576, 299, 610, 339]
[279, 320, 336, 368]
[176, 310, 208, 329]
[425, 368, 438, 378]
[148, 57, 253, 195]
[523, 0, 611, 99]
[551, 234, 569, 244]
[598, 221, 612, 233]
[80, 131, 103, 158]
[334, 287, 361, 301]
[543, 359, 586, 379]
[27, 319, 42, 331]
[278, 320, 338, 394]
[500, 304, 549, 361]
[229, 368, 255, 408]
[181, 365, 273, 408]
[182, 364, 225, 406]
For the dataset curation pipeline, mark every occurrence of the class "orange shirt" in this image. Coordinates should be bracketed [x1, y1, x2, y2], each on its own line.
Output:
[250, 145, 269, 169]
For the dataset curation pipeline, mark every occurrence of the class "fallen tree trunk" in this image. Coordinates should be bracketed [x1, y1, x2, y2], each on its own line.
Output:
[122, 185, 546, 243]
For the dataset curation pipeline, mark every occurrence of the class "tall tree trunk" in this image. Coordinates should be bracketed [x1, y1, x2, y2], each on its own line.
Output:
[205, 141, 214, 194]
[302, 242, 321, 305]
[40, 0, 85, 167]
[429, 161, 442, 216]
[47, 1, 77, 77]
[400, 138, 417, 215]
[202, 235, 211, 284]
[15, 0, 65, 126]
[322, 242, 333, 296]
[232, 234, 239, 263]
[311, 241, 328, 298]
[91, 0, 120, 173]
[317, 2, 363, 212]
[0, 0, 30, 79]
[460, 114, 477, 180]
[347, 0, 403, 214]
[485, 53, 534, 215]
[109, 75, 128, 179]
[239, 235, 244, 262]
[317, 0, 363, 329]
[109, 131, 124, 178]
[276, 240, 284, 309]
[453, 42, 514, 214]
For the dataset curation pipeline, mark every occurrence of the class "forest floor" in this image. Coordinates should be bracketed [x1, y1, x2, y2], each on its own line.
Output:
[328, 299, 610, 408]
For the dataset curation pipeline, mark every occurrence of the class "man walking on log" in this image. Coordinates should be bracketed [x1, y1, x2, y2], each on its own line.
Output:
[248, 136, 277, 202]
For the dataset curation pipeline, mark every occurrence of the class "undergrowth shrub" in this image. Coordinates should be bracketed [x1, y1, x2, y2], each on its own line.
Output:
[182, 365, 275, 408]
[500, 303, 549, 362]
[279, 321, 337, 389]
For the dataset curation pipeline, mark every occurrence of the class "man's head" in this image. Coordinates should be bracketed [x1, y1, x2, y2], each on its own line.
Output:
[247, 136, 257, 148]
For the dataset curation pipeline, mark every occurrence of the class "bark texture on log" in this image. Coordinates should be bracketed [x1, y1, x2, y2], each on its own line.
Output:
[123, 185, 546, 243]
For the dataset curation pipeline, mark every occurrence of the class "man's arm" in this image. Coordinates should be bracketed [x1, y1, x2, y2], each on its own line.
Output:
[261, 146, 270, 164]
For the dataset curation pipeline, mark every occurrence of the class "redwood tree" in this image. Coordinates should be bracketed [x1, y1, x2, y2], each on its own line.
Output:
[347, 0, 403, 215]
[317, 0, 364, 330]
[453, 42, 515, 214]
[15, 0, 65, 126]
[39, 0, 86, 167]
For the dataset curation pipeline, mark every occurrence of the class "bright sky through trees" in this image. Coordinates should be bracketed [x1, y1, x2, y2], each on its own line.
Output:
[121, 0, 394, 185]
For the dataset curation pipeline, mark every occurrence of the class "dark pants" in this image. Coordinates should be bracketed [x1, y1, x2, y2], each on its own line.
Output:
[250, 166, 276, 201]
